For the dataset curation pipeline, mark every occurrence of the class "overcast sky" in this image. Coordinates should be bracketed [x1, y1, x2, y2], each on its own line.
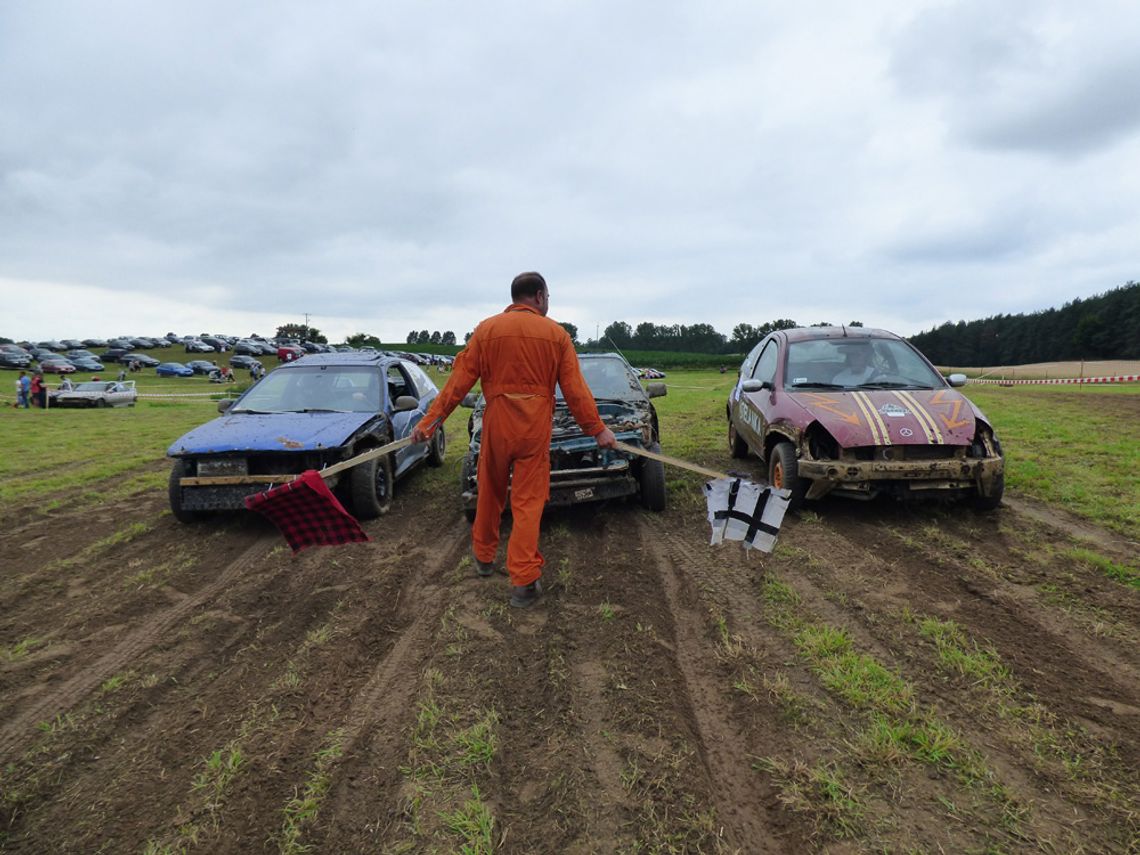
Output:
[2, 0, 1138, 346]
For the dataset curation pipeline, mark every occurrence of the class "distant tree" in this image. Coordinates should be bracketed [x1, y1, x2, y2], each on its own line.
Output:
[848, 320, 864, 327]
[559, 322, 579, 344]
[346, 332, 382, 349]
[464, 331, 473, 343]
[276, 323, 326, 343]
[406, 331, 417, 344]
[416, 330, 430, 344]
[441, 331, 456, 345]
[602, 321, 633, 348]
[429, 331, 441, 344]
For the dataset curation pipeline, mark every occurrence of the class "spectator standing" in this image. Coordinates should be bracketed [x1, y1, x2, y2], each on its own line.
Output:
[60, 376, 74, 391]
[30, 372, 45, 408]
[17, 371, 30, 408]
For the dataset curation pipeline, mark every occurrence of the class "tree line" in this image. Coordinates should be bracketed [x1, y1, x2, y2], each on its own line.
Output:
[908, 281, 1140, 365]
[582, 319, 860, 354]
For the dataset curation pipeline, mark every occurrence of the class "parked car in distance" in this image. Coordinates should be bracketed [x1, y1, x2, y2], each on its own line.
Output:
[122, 353, 161, 368]
[38, 358, 77, 374]
[82, 338, 108, 348]
[726, 326, 1004, 510]
[156, 362, 195, 377]
[184, 338, 216, 353]
[0, 352, 32, 369]
[232, 339, 262, 355]
[167, 353, 444, 522]
[459, 353, 667, 522]
[186, 360, 220, 375]
[52, 380, 138, 408]
[277, 344, 305, 362]
[229, 355, 262, 371]
[69, 358, 105, 372]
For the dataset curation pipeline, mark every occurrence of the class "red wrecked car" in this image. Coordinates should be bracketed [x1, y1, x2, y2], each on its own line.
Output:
[726, 327, 1004, 510]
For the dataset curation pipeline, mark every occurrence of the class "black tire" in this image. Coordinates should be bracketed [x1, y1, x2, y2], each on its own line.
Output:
[168, 459, 203, 523]
[768, 441, 808, 510]
[461, 452, 478, 523]
[96, 398, 109, 408]
[638, 443, 667, 511]
[427, 425, 446, 467]
[350, 452, 393, 519]
[728, 419, 749, 458]
[972, 472, 1004, 511]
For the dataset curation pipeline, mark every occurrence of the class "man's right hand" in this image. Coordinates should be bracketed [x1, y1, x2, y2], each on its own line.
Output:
[594, 427, 617, 450]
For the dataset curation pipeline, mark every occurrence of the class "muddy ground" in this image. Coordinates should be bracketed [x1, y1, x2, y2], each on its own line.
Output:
[1, 436, 1137, 852]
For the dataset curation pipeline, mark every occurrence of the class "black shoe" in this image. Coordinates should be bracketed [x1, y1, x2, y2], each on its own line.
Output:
[510, 579, 542, 608]
[473, 553, 495, 577]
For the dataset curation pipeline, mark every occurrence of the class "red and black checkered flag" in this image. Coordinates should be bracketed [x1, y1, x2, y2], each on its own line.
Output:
[245, 469, 369, 553]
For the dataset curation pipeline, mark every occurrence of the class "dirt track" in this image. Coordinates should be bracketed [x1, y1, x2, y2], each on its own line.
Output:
[1, 450, 1137, 852]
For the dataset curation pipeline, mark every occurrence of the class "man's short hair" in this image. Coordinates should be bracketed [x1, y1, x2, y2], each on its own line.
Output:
[511, 271, 547, 301]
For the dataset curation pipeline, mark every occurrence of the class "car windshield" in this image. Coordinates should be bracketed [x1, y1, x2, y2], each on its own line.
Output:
[231, 366, 382, 413]
[556, 357, 641, 401]
[784, 338, 945, 390]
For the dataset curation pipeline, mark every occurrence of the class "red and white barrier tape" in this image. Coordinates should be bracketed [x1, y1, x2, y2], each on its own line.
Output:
[968, 374, 1139, 385]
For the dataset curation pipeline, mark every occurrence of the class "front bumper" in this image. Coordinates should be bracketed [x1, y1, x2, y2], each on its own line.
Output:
[461, 431, 645, 511]
[797, 456, 1004, 500]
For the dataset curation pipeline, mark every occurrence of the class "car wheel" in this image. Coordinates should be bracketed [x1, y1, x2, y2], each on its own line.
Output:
[638, 442, 667, 511]
[169, 459, 203, 523]
[728, 420, 749, 458]
[768, 441, 807, 510]
[96, 398, 109, 408]
[972, 472, 1004, 511]
[461, 452, 478, 523]
[428, 425, 446, 467]
[350, 451, 394, 519]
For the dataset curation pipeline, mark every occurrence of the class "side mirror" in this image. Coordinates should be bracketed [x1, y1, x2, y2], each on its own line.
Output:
[947, 373, 968, 388]
[217, 399, 235, 414]
[741, 379, 770, 393]
[461, 392, 479, 408]
[393, 395, 420, 412]
[645, 382, 667, 399]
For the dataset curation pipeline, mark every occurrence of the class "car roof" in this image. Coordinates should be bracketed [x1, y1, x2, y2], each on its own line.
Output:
[275, 352, 407, 369]
[778, 326, 903, 344]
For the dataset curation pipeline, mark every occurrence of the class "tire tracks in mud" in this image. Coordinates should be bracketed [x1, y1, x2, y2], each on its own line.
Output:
[807, 506, 1140, 725]
[0, 529, 275, 758]
[639, 515, 789, 853]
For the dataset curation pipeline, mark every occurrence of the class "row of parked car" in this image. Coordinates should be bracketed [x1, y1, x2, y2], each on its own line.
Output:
[166, 326, 1005, 525]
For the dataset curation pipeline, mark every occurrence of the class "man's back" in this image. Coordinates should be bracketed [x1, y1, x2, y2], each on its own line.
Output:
[473, 307, 569, 399]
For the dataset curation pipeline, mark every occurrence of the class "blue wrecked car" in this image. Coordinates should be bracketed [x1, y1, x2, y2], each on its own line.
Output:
[167, 353, 444, 522]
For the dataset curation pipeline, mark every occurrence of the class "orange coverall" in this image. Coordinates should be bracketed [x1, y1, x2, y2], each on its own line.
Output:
[420, 304, 606, 586]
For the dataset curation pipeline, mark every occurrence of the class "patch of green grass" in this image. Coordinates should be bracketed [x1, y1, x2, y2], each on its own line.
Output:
[755, 757, 865, 839]
[598, 601, 616, 620]
[917, 618, 1010, 687]
[279, 728, 347, 854]
[2, 636, 44, 662]
[438, 784, 495, 855]
[965, 385, 1140, 538]
[454, 710, 499, 768]
[191, 745, 245, 811]
[1067, 547, 1140, 590]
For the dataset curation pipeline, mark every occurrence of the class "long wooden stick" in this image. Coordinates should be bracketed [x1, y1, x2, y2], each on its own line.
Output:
[614, 440, 729, 480]
[179, 436, 414, 486]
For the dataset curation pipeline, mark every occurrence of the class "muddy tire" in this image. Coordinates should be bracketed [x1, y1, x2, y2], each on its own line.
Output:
[351, 452, 393, 519]
[768, 441, 808, 510]
[461, 453, 477, 523]
[168, 459, 203, 523]
[96, 398, 109, 408]
[972, 472, 1004, 511]
[427, 425, 446, 467]
[728, 419, 749, 458]
[638, 443, 667, 511]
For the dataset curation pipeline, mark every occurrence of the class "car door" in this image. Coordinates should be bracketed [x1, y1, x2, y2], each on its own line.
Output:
[734, 338, 780, 454]
[385, 362, 428, 475]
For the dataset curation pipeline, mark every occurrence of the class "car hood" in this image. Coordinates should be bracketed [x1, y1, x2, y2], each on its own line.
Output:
[168, 411, 377, 455]
[779, 388, 984, 446]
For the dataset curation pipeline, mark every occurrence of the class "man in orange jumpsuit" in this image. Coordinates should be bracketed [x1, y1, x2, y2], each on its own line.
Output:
[411, 272, 617, 607]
